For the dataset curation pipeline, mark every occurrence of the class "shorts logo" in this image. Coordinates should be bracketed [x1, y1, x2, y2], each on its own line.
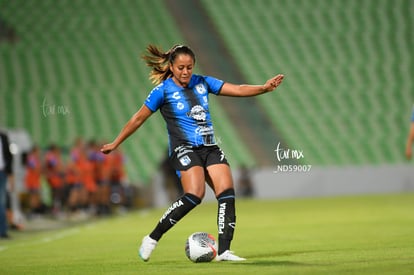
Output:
[179, 155, 191, 166]
[220, 149, 225, 162]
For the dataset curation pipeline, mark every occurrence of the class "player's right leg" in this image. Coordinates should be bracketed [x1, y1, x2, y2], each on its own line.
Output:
[138, 192, 202, 261]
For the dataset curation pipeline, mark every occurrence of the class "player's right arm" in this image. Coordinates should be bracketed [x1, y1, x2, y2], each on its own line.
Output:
[101, 105, 153, 154]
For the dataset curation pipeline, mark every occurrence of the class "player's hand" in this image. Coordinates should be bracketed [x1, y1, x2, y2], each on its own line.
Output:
[100, 142, 117, 154]
[263, 74, 284, 92]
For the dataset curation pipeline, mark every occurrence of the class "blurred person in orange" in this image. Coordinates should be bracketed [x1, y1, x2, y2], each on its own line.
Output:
[109, 148, 126, 206]
[79, 145, 97, 211]
[65, 152, 82, 213]
[24, 145, 43, 215]
[44, 144, 64, 215]
[93, 141, 111, 215]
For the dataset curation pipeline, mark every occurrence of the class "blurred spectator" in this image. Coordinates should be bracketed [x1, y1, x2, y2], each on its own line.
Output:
[44, 144, 64, 215]
[237, 165, 254, 198]
[65, 138, 89, 214]
[78, 145, 95, 211]
[109, 148, 127, 207]
[70, 137, 84, 162]
[20, 138, 136, 219]
[91, 141, 111, 215]
[0, 131, 13, 238]
[65, 150, 83, 213]
[24, 145, 42, 216]
[84, 140, 100, 213]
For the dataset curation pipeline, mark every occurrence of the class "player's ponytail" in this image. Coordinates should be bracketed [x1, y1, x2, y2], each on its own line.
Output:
[142, 44, 196, 85]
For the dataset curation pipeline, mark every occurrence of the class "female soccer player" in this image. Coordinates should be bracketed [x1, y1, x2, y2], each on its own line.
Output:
[101, 44, 284, 261]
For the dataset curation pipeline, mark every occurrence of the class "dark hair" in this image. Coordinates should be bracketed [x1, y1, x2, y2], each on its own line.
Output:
[142, 44, 196, 85]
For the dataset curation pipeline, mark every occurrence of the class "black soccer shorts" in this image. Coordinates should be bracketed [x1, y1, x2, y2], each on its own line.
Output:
[170, 145, 229, 172]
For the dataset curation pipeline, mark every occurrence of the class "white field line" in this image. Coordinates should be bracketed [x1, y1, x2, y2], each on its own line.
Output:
[0, 227, 84, 253]
[40, 228, 80, 243]
[0, 219, 107, 253]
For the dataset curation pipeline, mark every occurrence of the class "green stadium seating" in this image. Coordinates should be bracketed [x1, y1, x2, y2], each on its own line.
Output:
[201, 0, 413, 165]
[2, 0, 412, 184]
[0, 0, 254, 182]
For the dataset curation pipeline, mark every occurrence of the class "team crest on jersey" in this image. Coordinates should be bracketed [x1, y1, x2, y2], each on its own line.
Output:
[195, 84, 207, 95]
[179, 155, 191, 166]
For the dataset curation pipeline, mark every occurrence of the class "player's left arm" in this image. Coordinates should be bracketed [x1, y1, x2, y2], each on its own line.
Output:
[219, 74, 284, 97]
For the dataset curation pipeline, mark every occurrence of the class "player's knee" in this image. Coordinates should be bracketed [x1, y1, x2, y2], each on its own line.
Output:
[183, 193, 202, 205]
[182, 181, 206, 199]
[185, 189, 205, 201]
[216, 188, 235, 201]
[215, 185, 235, 198]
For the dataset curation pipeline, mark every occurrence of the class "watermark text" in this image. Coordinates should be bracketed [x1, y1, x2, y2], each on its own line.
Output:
[273, 142, 311, 173]
[41, 98, 70, 117]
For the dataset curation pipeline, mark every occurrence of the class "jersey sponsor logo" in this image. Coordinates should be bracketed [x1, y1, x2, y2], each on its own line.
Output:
[195, 83, 207, 95]
[187, 105, 206, 121]
[195, 125, 216, 145]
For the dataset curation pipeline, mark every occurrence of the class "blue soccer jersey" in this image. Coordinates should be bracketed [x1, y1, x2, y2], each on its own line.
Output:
[144, 74, 224, 150]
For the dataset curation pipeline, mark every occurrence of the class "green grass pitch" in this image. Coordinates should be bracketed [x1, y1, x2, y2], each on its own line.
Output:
[1, 193, 413, 274]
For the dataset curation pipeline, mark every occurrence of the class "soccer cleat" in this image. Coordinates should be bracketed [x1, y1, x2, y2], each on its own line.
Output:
[215, 250, 246, 261]
[138, 235, 158, 261]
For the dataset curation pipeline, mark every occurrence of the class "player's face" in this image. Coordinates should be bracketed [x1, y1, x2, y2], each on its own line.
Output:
[170, 54, 194, 87]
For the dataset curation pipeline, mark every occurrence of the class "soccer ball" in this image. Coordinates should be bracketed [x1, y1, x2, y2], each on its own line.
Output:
[185, 232, 218, 263]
